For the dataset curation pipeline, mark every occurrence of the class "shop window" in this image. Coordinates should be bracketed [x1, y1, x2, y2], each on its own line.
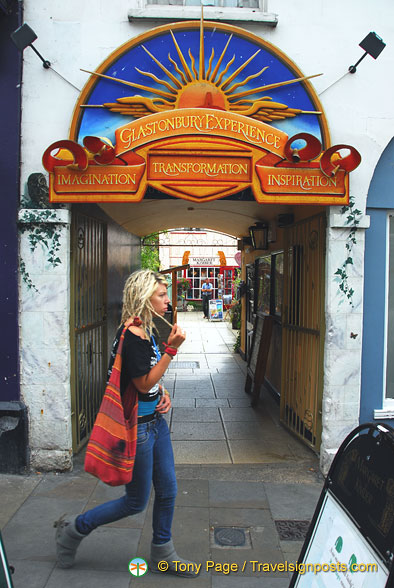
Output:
[385, 215, 394, 399]
[255, 252, 283, 318]
[255, 256, 271, 316]
[246, 263, 255, 324]
[185, 266, 217, 299]
[273, 252, 284, 317]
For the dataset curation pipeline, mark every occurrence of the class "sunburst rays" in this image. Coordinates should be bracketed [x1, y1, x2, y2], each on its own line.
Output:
[81, 15, 322, 122]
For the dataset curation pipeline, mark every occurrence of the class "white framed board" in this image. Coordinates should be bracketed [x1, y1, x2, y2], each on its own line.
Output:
[295, 491, 389, 587]
[0, 532, 13, 588]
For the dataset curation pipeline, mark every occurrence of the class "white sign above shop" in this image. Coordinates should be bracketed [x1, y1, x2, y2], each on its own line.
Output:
[190, 257, 215, 265]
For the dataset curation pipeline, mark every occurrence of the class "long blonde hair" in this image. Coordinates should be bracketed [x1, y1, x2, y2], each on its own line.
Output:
[121, 269, 171, 338]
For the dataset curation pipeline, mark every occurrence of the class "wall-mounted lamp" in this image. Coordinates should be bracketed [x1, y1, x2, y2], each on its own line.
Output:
[11, 23, 51, 68]
[249, 222, 269, 251]
[348, 32, 386, 74]
[10, 23, 81, 91]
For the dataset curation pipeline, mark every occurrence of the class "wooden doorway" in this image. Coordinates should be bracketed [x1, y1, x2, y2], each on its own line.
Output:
[281, 213, 326, 450]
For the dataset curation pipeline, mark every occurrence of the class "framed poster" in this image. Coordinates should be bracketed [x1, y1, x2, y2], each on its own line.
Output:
[295, 491, 389, 587]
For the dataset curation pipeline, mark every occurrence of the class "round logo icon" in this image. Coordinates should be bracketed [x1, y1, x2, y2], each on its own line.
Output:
[128, 557, 148, 577]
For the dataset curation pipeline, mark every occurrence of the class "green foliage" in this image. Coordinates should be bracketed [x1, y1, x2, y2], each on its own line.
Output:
[334, 196, 362, 307]
[185, 300, 202, 311]
[18, 210, 63, 291]
[233, 268, 241, 297]
[177, 278, 191, 294]
[141, 232, 160, 271]
[229, 300, 241, 329]
[19, 259, 38, 292]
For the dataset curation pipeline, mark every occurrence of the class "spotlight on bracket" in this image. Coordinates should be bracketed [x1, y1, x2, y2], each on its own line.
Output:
[348, 32, 386, 74]
[11, 23, 51, 69]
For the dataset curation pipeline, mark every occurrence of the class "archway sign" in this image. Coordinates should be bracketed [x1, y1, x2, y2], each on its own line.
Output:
[290, 424, 394, 587]
[42, 16, 361, 204]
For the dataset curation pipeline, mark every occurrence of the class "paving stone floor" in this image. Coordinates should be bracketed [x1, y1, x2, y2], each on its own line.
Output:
[1, 312, 324, 588]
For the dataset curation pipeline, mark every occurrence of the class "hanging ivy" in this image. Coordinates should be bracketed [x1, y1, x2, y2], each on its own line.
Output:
[19, 210, 63, 291]
[19, 259, 38, 292]
[334, 196, 362, 307]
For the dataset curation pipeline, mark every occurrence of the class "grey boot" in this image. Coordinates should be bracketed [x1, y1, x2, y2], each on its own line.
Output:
[54, 514, 86, 568]
[150, 539, 200, 578]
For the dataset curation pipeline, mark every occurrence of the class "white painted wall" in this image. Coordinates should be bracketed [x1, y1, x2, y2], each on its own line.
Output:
[20, 0, 394, 471]
[159, 230, 238, 269]
[19, 209, 72, 470]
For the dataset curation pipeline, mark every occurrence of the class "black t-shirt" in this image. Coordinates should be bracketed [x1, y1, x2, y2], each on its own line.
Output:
[108, 326, 160, 403]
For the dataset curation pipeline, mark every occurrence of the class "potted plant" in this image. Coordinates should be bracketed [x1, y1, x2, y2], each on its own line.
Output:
[229, 300, 241, 330]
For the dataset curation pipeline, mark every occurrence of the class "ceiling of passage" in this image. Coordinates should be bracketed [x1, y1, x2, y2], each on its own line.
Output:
[99, 198, 297, 238]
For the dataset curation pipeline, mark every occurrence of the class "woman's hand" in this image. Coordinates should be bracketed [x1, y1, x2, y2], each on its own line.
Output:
[167, 324, 186, 349]
[155, 390, 171, 413]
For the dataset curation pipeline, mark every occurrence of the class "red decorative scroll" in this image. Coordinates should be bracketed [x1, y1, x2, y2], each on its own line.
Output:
[42, 140, 89, 172]
[320, 145, 362, 177]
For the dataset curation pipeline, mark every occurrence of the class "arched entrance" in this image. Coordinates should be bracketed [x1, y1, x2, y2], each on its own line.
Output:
[42, 17, 359, 457]
[68, 198, 326, 452]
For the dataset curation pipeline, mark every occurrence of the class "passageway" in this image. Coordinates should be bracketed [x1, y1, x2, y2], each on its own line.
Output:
[164, 312, 316, 467]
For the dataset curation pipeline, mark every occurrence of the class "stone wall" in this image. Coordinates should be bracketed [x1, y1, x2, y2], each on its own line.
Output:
[19, 209, 72, 470]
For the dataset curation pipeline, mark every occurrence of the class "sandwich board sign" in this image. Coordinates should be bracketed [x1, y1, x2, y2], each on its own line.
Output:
[0, 532, 13, 588]
[290, 423, 394, 587]
[208, 299, 223, 321]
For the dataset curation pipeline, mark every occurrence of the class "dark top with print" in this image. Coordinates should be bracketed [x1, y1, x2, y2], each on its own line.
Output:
[108, 326, 160, 411]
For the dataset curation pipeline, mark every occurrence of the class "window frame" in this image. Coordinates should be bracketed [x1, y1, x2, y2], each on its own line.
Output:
[375, 212, 394, 418]
[254, 251, 284, 320]
[147, 0, 261, 8]
[128, 0, 278, 25]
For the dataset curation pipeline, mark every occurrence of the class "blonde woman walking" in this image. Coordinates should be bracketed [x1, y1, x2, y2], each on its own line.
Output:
[55, 269, 197, 578]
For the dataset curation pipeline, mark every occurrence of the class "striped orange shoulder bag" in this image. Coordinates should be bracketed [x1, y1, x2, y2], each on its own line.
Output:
[84, 326, 138, 486]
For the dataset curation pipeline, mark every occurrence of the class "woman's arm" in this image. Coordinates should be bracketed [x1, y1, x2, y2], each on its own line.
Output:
[131, 323, 185, 394]
[132, 353, 172, 394]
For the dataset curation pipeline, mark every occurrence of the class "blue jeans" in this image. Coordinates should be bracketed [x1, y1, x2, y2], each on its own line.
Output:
[76, 415, 177, 544]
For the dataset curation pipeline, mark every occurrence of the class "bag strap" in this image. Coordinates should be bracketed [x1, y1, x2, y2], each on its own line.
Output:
[107, 325, 128, 385]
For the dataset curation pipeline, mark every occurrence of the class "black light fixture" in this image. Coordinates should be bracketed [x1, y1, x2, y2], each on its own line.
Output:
[10, 23, 81, 91]
[249, 222, 269, 251]
[11, 23, 51, 68]
[348, 32, 386, 74]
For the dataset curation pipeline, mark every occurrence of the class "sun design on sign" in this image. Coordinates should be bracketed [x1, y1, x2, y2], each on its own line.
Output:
[81, 14, 321, 123]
